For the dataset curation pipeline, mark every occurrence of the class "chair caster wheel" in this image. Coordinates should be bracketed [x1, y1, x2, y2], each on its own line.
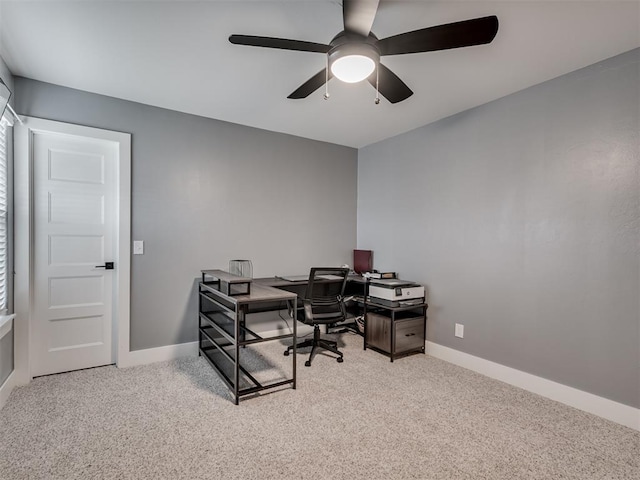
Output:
[337, 357, 343, 363]
[284, 350, 290, 356]
[305, 360, 311, 367]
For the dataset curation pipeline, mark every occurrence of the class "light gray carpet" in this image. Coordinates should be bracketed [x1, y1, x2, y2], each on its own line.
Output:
[0, 333, 638, 480]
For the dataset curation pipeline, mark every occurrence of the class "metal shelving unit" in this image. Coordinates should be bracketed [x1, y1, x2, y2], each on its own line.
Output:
[199, 270, 298, 404]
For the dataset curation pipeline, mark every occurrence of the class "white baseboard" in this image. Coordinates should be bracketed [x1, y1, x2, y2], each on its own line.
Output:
[426, 341, 639, 431]
[118, 341, 199, 368]
[0, 371, 16, 411]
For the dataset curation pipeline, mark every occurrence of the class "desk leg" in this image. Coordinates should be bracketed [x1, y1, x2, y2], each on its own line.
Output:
[390, 311, 395, 363]
[234, 307, 241, 405]
[363, 318, 368, 351]
[363, 306, 367, 351]
[292, 297, 297, 389]
[364, 280, 369, 351]
[240, 305, 247, 347]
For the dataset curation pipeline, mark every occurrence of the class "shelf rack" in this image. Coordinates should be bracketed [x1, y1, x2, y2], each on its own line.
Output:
[199, 270, 298, 404]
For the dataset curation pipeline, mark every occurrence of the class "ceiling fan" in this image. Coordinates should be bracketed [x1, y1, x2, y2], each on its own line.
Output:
[229, 0, 499, 104]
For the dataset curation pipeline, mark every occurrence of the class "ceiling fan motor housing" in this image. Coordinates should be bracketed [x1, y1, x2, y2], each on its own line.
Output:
[329, 31, 380, 64]
[328, 41, 380, 69]
[328, 32, 381, 83]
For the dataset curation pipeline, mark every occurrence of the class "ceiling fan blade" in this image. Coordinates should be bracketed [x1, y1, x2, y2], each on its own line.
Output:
[343, 0, 380, 37]
[377, 16, 499, 56]
[229, 35, 331, 53]
[288, 69, 333, 99]
[367, 63, 413, 104]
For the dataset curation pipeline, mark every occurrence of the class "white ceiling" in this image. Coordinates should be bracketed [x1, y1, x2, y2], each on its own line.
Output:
[1, 1, 639, 148]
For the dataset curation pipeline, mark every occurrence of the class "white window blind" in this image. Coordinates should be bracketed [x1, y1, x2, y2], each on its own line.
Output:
[0, 117, 8, 311]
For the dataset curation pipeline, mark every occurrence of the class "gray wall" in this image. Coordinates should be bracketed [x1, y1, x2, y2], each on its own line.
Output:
[0, 53, 13, 385]
[16, 78, 358, 350]
[0, 328, 13, 386]
[0, 54, 13, 104]
[357, 48, 639, 408]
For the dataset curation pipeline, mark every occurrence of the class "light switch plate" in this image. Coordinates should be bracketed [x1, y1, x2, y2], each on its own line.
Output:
[133, 240, 144, 255]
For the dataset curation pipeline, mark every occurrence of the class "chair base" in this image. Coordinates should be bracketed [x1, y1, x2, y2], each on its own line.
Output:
[327, 321, 360, 336]
[284, 325, 343, 366]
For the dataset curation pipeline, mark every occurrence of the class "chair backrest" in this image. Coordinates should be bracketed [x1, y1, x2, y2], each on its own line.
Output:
[302, 267, 350, 325]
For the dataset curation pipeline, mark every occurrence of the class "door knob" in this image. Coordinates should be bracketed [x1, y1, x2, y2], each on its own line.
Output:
[95, 262, 114, 270]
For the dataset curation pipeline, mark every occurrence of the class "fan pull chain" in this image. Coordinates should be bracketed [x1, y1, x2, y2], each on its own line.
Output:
[324, 55, 330, 100]
[374, 66, 380, 105]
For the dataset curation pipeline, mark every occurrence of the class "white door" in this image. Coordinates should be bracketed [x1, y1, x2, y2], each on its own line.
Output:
[31, 129, 118, 376]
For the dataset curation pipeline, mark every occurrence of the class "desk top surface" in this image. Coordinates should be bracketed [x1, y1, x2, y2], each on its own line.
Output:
[234, 283, 297, 304]
[201, 278, 297, 305]
[254, 277, 305, 288]
[254, 276, 427, 312]
[255, 275, 367, 288]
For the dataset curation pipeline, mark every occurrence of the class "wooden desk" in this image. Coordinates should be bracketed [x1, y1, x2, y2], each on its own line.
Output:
[199, 270, 298, 404]
[255, 275, 366, 300]
[254, 275, 367, 336]
[256, 274, 428, 362]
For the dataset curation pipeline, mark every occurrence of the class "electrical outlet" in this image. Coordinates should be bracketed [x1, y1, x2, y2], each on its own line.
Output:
[133, 240, 144, 255]
[454, 323, 464, 338]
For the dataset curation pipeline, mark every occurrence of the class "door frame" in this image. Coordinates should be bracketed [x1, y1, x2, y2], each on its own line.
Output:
[14, 116, 131, 384]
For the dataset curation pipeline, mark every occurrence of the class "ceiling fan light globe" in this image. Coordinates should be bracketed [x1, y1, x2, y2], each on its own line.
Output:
[331, 55, 375, 83]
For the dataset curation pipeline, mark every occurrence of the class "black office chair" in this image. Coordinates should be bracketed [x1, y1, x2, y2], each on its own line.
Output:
[284, 267, 350, 367]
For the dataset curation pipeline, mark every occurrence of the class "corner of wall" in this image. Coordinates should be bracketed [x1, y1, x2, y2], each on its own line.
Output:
[0, 54, 15, 104]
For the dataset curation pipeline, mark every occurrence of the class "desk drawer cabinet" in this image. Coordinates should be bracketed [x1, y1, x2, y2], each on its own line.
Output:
[395, 317, 425, 352]
[366, 312, 425, 357]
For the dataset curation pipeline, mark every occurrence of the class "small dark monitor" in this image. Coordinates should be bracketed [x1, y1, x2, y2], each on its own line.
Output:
[353, 249, 373, 274]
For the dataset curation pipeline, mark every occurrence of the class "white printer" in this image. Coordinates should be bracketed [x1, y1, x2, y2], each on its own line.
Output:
[368, 279, 425, 307]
